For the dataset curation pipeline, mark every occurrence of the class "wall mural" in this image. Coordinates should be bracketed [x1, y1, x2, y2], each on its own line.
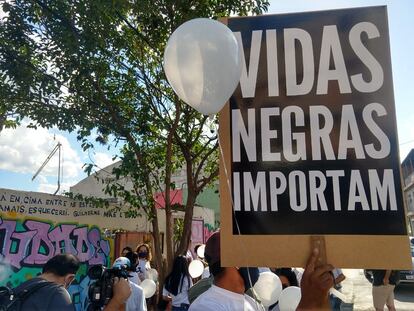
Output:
[0, 216, 112, 310]
[0, 188, 216, 310]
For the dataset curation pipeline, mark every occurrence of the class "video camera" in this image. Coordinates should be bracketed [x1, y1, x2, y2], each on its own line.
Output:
[87, 264, 129, 311]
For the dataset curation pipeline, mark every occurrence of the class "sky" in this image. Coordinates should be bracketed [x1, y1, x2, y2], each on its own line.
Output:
[0, 0, 413, 194]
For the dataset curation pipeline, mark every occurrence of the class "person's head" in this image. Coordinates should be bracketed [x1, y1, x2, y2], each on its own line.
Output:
[42, 253, 80, 288]
[113, 256, 131, 271]
[172, 255, 190, 276]
[194, 244, 202, 256]
[204, 231, 259, 294]
[136, 243, 152, 261]
[121, 246, 133, 257]
[124, 251, 138, 271]
[165, 255, 191, 296]
[204, 231, 223, 277]
[275, 268, 298, 289]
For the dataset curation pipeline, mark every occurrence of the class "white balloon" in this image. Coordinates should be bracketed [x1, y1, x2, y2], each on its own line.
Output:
[164, 18, 242, 115]
[196, 244, 205, 258]
[278, 286, 302, 311]
[253, 272, 283, 307]
[141, 279, 157, 298]
[147, 268, 158, 282]
[188, 259, 204, 278]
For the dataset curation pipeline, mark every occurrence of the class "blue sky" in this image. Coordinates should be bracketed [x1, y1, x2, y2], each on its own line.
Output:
[0, 0, 413, 194]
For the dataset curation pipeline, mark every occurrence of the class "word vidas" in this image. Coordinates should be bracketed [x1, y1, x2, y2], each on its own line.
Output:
[235, 21, 383, 97]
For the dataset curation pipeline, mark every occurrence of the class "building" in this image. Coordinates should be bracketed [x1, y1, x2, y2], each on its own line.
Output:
[69, 162, 217, 253]
[401, 149, 414, 234]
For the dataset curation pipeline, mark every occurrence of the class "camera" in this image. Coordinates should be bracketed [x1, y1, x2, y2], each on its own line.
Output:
[87, 264, 129, 311]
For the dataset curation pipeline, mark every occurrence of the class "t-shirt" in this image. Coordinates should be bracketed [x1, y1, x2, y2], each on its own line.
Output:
[188, 276, 213, 304]
[136, 260, 151, 280]
[372, 270, 400, 286]
[189, 285, 264, 311]
[129, 272, 141, 285]
[126, 280, 147, 311]
[202, 266, 210, 279]
[163, 275, 193, 307]
[14, 277, 74, 311]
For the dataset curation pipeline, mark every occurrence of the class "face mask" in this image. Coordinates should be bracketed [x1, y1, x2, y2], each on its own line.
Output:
[64, 275, 75, 289]
[138, 252, 148, 258]
[137, 259, 147, 273]
[238, 267, 259, 292]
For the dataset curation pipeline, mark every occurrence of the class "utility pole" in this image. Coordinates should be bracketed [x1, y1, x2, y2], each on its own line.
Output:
[32, 142, 62, 195]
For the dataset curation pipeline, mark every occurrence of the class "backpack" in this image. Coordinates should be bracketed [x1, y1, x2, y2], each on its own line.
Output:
[0, 280, 52, 311]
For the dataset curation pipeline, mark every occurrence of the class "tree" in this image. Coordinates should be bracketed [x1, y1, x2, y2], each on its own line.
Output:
[0, 0, 269, 293]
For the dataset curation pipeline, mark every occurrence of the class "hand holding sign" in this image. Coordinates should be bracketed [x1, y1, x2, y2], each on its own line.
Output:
[297, 248, 334, 310]
[163, 18, 242, 115]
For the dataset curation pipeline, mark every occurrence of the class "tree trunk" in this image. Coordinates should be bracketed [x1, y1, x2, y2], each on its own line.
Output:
[163, 102, 180, 274]
[0, 112, 6, 132]
[165, 209, 174, 271]
[175, 181, 197, 256]
[150, 205, 165, 306]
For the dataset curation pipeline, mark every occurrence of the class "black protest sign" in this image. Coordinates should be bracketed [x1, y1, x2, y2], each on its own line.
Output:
[220, 6, 412, 268]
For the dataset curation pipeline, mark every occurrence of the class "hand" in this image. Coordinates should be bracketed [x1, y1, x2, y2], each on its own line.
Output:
[138, 272, 146, 281]
[103, 277, 131, 311]
[297, 248, 334, 310]
[383, 270, 391, 286]
[112, 277, 131, 304]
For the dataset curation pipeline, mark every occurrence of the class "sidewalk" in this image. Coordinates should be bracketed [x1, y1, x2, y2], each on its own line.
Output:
[339, 269, 414, 311]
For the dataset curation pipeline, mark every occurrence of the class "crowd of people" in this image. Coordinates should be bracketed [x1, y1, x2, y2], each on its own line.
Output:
[2, 232, 399, 311]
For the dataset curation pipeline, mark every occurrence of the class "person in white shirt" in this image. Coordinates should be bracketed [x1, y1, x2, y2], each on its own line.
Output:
[189, 231, 336, 311]
[136, 243, 153, 281]
[163, 255, 193, 310]
[113, 257, 147, 311]
[123, 251, 141, 285]
[189, 231, 263, 311]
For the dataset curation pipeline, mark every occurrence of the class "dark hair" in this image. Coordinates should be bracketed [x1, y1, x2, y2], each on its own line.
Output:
[209, 261, 223, 277]
[124, 251, 138, 271]
[136, 243, 152, 261]
[275, 268, 298, 287]
[122, 246, 133, 253]
[194, 244, 202, 254]
[164, 255, 191, 296]
[42, 254, 80, 276]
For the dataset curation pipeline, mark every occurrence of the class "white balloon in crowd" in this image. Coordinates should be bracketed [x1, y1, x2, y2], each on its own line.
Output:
[141, 278, 157, 298]
[196, 244, 205, 258]
[163, 18, 243, 115]
[147, 268, 158, 282]
[253, 271, 282, 307]
[278, 286, 302, 311]
[188, 259, 204, 278]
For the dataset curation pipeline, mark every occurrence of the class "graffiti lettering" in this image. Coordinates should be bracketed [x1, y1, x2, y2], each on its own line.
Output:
[0, 217, 110, 269]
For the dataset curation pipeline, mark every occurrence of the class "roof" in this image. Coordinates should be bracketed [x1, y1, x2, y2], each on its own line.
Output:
[402, 149, 414, 167]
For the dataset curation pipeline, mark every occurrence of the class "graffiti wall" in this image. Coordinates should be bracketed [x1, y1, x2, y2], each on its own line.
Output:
[0, 188, 138, 310]
[0, 216, 112, 310]
[0, 219, 110, 271]
[0, 188, 216, 310]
